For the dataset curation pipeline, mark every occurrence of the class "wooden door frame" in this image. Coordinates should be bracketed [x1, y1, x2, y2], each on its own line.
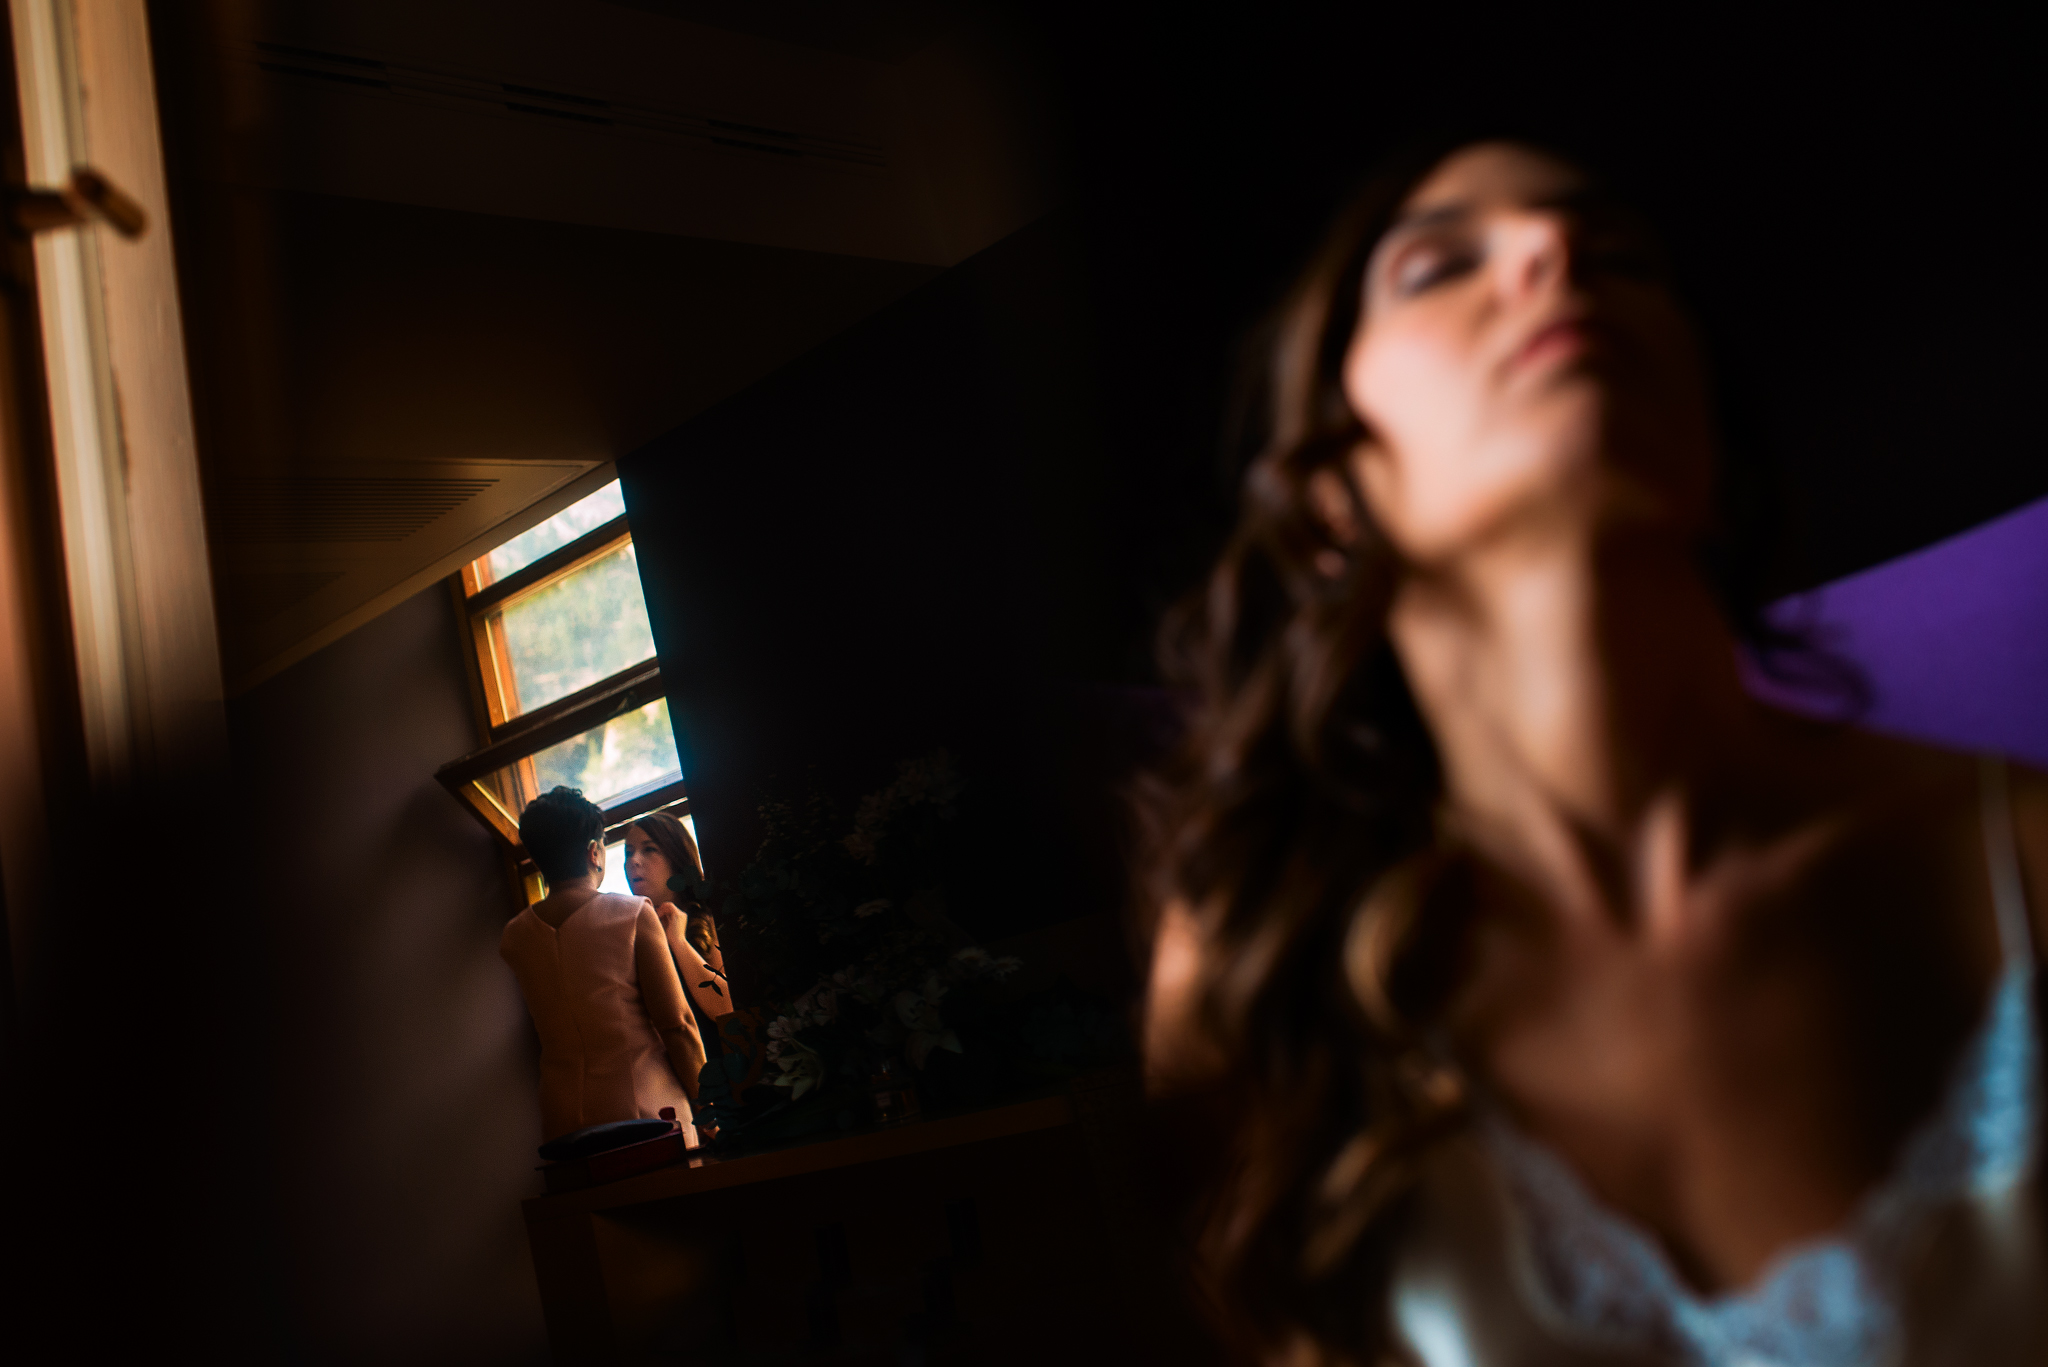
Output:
[1, 0, 223, 1022]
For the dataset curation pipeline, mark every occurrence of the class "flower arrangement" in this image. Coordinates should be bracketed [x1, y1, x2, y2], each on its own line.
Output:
[709, 754, 1022, 1118]
[691, 752, 1131, 1151]
[764, 945, 1022, 1099]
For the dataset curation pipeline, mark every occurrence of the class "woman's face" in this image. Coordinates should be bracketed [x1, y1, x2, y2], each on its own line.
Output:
[1341, 143, 1717, 566]
[622, 825, 676, 902]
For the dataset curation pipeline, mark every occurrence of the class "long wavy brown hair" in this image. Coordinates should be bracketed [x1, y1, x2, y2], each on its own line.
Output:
[1140, 137, 1805, 1364]
[633, 810, 720, 961]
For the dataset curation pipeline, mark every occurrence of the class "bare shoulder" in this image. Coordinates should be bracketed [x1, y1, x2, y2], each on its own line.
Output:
[1144, 897, 1225, 1092]
[1762, 722, 1977, 840]
[1829, 731, 2048, 838]
[2005, 760, 2048, 822]
[1816, 724, 1974, 788]
[2006, 762, 2048, 920]
[1778, 727, 2008, 903]
[1839, 740, 2048, 941]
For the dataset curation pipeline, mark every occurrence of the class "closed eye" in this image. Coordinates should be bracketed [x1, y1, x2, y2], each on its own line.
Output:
[1378, 224, 1483, 299]
[1394, 245, 1478, 295]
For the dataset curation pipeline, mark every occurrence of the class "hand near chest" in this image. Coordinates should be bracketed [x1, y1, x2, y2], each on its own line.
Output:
[1448, 755, 2040, 1291]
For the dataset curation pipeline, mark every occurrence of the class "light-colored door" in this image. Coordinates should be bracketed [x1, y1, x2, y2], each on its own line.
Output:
[1, 0, 221, 1009]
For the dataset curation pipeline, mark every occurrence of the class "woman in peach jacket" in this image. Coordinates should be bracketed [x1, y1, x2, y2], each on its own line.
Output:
[500, 788, 706, 1144]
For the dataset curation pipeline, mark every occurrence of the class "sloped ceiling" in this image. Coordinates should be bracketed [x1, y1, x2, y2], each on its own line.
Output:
[153, 0, 1054, 690]
[597, 1, 951, 62]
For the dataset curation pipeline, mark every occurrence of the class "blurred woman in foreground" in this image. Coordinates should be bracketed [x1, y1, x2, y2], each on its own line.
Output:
[1143, 140, 2048, 1365]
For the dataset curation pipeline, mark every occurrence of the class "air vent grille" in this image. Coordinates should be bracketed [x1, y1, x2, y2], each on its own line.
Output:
[211, 477, 498, 543]
[247, 40, 882, 167]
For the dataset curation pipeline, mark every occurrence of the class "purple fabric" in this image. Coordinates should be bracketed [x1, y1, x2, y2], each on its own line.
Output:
[1744, 494, 2048, 768]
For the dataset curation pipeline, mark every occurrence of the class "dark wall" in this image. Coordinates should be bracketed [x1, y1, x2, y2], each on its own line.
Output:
[623, 13, 2047, 905]
[620, 215, 1140, 952]
[225, 587, 548, 1364]
[1025, 4, 2047, 601]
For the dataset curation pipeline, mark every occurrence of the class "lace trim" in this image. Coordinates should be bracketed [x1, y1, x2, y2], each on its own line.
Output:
[1483, 963, 2041, 1367]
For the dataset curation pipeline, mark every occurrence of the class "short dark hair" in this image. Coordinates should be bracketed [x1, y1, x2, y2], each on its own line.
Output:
[519, 787, 605, 885]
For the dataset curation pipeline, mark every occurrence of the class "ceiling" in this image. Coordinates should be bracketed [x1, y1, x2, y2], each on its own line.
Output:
[150, 0, 1054, 691]
[597, 0, 954, 63]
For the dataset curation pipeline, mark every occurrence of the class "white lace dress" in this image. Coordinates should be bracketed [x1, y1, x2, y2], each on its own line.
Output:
[1390, 760, 2047, 1367]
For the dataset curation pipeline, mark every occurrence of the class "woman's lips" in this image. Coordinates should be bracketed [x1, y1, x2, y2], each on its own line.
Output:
[1512, 316, 1600, 371]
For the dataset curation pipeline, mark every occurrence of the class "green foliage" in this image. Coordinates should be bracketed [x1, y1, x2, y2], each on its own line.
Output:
[722, 753, 966, 1002]
[693, 754, 1130, 1153]
[487, 481, 627, 580]
[500, 542, 657, 712]
[527, 697, 680, 806]
[716, 756, 1010, 1085]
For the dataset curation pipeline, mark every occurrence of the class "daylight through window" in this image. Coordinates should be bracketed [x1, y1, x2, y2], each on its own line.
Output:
[435, 480, 693, 895]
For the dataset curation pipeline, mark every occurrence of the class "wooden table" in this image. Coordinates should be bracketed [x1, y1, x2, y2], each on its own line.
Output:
[522, 1082, 1172, 1365]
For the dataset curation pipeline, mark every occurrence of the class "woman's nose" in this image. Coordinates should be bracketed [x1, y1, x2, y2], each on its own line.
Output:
[1494, 210, 1571, 300]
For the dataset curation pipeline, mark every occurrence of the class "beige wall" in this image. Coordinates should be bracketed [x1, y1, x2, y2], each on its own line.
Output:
[228, 582, 548, 1363]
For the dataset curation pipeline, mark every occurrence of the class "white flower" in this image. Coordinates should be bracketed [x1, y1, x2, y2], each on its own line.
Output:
[784, 984, 839, 1028]
[948, 946, 1023, 980]
[894, 988, 934, 1032]
[893, 983, 966, 1071]
[905, 1027, 963, 1069]
[769, 1037, 825, 1099]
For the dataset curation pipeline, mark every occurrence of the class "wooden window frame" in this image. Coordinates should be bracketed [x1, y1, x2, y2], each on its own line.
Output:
[436, 514, 686, 884]
[460, 510, 630, 729]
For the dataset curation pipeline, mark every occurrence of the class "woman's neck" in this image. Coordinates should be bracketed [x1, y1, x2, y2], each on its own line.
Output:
[1389, 527, 1767, 925]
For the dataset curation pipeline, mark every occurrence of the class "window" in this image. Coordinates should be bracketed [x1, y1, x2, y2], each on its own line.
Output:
[437, 480, 694, 896]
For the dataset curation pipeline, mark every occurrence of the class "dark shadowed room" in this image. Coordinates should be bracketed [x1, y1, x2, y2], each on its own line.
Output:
[1, 3, 2044, 1365]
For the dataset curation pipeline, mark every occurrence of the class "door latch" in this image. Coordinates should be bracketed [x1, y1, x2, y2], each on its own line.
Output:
[6, 167, 147, 239]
